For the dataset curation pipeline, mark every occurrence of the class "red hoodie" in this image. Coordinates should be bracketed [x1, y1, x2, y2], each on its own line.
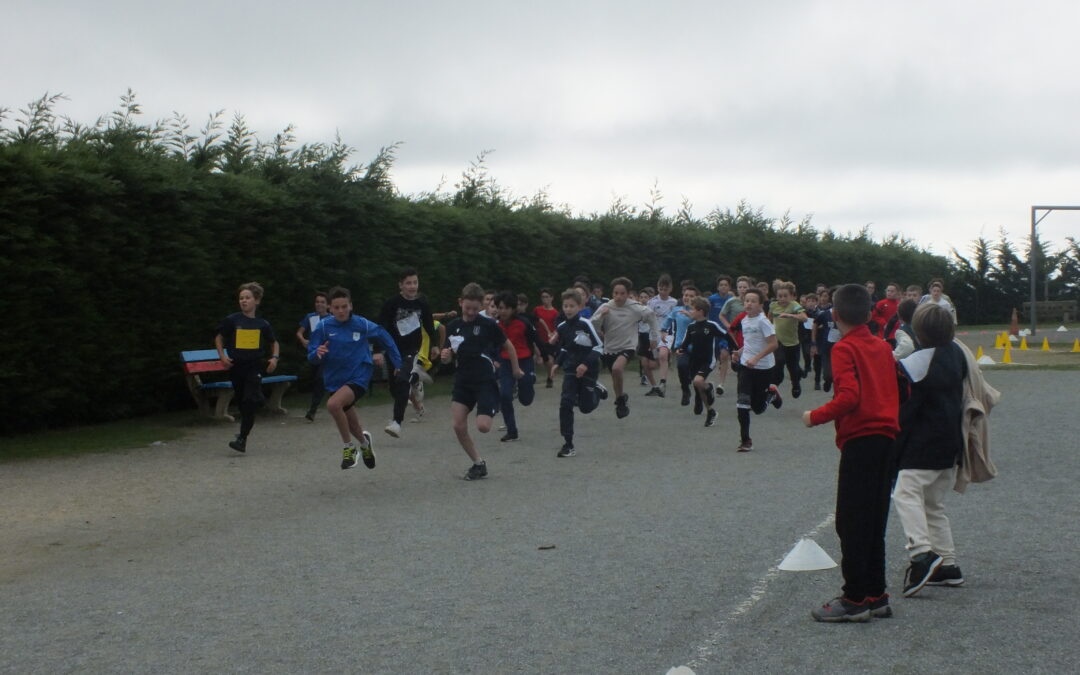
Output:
[871, 298, 899, 339]
[809, 324, 900, 449]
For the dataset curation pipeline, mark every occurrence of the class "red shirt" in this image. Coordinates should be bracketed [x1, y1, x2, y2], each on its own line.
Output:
[809, 324, 900, 449]
[871, 298, 899, 339]
[533, 306, 558, 339]
[499, 317, 533, 359]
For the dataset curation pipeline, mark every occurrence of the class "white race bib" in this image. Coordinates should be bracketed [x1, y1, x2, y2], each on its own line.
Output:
[449, 335, 465, 353]
[396, 312, 421, 337]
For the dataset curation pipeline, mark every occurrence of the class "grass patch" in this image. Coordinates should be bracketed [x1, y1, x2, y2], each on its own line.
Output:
[0, 414, 193, 463]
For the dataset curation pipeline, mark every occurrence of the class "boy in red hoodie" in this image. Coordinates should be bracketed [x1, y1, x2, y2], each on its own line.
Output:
[802, 284, 900, 622]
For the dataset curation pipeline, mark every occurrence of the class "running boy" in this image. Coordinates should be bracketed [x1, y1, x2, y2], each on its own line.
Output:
[677, 297, 728, 427]
[215, 282, 280, 453]
[377, 268, 438, 438]
[553, 288, 608, 457]
[802, 284, 900, 622]
[770, 281, 808, 398]
[590, 277, 659, 418]
[441, 283, 522, 480]
[296, 290, 331, 421]
[533, 288, 560, 387]
[647, 274, 680, 395]
[732, 288, 780, 452]
[310, 287, 402, 470]
[662, 285, 699, 407]
[495, 291, 540, 442]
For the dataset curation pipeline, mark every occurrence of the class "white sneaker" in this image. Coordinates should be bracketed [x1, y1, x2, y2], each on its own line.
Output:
[410, 406, 425, 423]
[384, 420, 402, 438]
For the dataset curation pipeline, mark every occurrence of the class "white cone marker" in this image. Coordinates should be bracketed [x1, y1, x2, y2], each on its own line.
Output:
[778, 538, 837, 571]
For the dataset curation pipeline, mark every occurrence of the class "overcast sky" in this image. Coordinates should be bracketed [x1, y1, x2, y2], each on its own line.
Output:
[5, 0, 1080, 258]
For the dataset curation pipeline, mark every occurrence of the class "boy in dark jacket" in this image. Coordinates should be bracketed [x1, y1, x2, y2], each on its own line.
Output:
[893, 303, 968, 596]
[552, 288, 608, 457]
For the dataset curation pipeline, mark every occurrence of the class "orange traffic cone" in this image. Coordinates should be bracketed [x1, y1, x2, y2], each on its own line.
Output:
[1009, 308, 1020, 336]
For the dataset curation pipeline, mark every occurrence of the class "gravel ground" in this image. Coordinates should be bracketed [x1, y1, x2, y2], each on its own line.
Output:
[2, 369, 1077, 674]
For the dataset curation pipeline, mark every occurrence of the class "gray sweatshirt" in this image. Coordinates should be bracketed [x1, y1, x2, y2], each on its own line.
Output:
[591, 299, 659, 353]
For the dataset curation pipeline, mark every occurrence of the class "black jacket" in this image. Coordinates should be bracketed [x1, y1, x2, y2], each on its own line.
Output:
[894, 341, 967, 470]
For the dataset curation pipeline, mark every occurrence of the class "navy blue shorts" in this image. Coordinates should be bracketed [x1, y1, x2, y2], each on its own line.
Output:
[452, 379, 500, 417]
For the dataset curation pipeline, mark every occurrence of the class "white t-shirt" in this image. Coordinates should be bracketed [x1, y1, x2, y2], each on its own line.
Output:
[740, 313, 776, 370]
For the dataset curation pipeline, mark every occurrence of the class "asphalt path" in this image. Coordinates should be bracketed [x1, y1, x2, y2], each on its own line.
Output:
[2, 369, 1078, 674]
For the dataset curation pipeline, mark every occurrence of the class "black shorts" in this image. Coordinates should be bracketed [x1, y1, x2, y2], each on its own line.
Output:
[538, 341, 557, 360]
[452, 379, 499, 417]
[690, 362, 714, 380]
[341, 383, 367, 410]
[636, 334, 655, 359]
[601, 350, 636, 371]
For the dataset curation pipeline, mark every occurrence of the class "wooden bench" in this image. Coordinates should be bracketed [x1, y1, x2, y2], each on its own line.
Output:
[181, 349, 297, 421]
[1022, 300, 1078, 323]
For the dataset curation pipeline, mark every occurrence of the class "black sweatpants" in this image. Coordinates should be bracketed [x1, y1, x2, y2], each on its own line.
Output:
[835, 434, 894, 602]
[773, 343, 801, 386]
[559, 364, 602, 444]
[230, 359, 265, 439]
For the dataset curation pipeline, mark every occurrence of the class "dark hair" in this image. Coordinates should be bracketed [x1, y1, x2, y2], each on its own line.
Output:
[495, 291, 517, 308]
[897, 298, 918, 324]
[328, 286, 351, 301]
[516, 293, 528, 305]
[611, 277, 632, 293]
[690, 296, 711, 313]
[657, 273, 673, 289]
[399, 267, 418, 281]
[743, 288, 764, 304]
[573, 274, 590, 285]
[912, 303, 955, 347]
[461, 283, 485, 301]
[715, 274, 733, 289]
[680, 278, 695, 289]
[314, 290, 328, 301]
[832, 283, 872, 325]
[539, 287, 553, 297]
[682, 285, 700, 295]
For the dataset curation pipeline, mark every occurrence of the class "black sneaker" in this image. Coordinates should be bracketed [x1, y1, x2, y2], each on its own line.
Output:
[811, 596, 871, 623]
[927, 564, 965, 587]
[705, 409, 718, 427]
[814, 381, 821, 391]
[792, 382, 802, 399]
[304, 410, 316, 422]
[868, 594, 893, 618]
[681, 391, 691, 406]
[546, 377, 554, 389]
[715, 384, 724, 397]
[903, 551, 944, 597]
[823, 379, 832, 392]
[737, 438, 753, 452]
[767, 384, 783, 409]
[341, 444, 358, 470]
[706, 383, 716, 407]
[645, 386, 661, 397]
[596, 383, 609, 400]
[228, 435, 247, 453]
[465, 461, 488, 481]
[615, 394, 630, 419]
[640, 374, 648, 386]
[557, 443, 576, 458]
[693, 391, 703, 415]
[500, 432, 519, 442]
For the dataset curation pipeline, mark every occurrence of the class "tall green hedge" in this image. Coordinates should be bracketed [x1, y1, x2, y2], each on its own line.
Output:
[0, 98, 953, 433]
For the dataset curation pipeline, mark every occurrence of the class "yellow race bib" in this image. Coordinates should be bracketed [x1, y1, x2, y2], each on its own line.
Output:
[235, 328, 261, 350]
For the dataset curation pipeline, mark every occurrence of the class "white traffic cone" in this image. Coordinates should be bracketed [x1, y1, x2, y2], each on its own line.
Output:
[778, 538, 838, 571]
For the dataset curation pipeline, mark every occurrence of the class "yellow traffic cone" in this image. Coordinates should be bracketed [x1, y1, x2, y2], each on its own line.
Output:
[976, 345, 985, 360]
[1002, 346, 1013, 364]
[1019, 336, 1029, 350]
[994, 333, 1004, 349]
[1042, 337, 1051, 352]
[1073, 338, 1080, 353]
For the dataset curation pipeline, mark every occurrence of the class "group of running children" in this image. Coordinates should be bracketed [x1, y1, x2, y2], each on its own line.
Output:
[213, 270, 994, 623]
